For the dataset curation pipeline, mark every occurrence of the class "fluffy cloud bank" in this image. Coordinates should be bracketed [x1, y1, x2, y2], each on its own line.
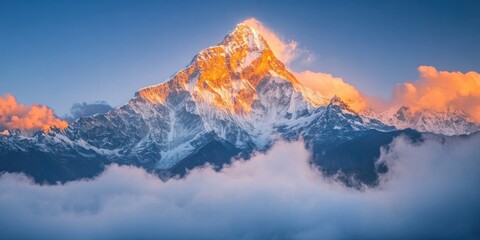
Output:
[394, 66, 480, 121]
[0, 135, 479, 239]
[0, 94, 68, 132]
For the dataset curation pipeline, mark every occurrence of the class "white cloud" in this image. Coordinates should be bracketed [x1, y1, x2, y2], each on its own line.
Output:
[243, 18, 312, 65]
[0, 136, 479, 239]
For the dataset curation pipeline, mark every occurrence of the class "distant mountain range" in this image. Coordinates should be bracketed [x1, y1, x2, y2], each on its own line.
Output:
[1, 22, 478, 186]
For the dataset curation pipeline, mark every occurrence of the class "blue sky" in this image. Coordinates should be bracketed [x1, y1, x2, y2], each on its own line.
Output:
[1, 0, 479, 115]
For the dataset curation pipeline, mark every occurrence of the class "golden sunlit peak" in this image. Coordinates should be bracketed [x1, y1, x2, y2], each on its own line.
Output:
[138, 18, 311, 114]
[221, 20, 270, 53]
[240, 18, 262, 31]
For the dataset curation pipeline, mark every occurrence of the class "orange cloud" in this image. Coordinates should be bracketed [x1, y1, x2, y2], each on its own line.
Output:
[243, 18, 306, 64]
[0, 94, 68, 132]
[394, 66, 480, 122]
[294, 71, 368, 112]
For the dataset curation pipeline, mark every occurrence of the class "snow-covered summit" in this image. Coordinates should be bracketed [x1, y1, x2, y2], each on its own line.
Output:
[136, 22, 324, 115]
[373, 105, 478, 136]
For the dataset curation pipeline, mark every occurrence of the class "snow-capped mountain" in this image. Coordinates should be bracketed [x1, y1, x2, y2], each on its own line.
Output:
[0, 22, 478, 184]
[371, 105, 479, 136]
[60, 22, 390, 168]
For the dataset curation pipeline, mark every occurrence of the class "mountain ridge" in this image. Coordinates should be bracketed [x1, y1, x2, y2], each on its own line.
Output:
[0, 21, 478, 185]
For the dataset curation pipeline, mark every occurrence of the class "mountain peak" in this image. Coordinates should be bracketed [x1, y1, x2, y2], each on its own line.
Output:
[329, 95, 347, 107]
[219, 22, 269, 53]
[137, 20, 303, 114]
[328, 96, 357, 113]
[136, 20, 327, 116]
[329, 95, 342, 104]
[375, 104, 479, 135]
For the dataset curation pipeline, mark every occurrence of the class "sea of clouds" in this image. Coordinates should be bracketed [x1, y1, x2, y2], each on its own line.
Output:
[0, 134, 479, 239]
